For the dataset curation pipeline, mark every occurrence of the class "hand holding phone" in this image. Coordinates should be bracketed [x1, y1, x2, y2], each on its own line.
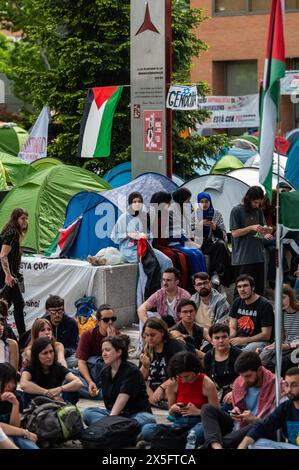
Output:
[176, 402, 188, 409]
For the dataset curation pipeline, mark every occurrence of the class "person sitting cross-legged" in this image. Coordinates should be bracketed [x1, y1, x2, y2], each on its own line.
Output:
[238, 367, 299, 449]
[82, 335, 155, 431]
[200, 351, 286, 449]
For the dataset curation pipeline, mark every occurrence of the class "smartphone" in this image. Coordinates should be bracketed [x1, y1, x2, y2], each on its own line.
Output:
[228, 410, 239, 416]
[176, 403, 188, 409]
[206, 216, 213, 221]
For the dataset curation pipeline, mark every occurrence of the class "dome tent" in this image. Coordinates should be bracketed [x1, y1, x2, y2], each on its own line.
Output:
[0, 122, 28, 156]
[0, 165, 111, 252]
[182, 174, 249, 232]
[62, 172, 178, 260]
[211, 155, 244, 174]
[227, 167, 294, 191]
[31, 157, 64, 171]
[0, 151, 36, 186]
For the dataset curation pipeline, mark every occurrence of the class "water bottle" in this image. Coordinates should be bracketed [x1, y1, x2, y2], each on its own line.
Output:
[185, 429, 197, 449]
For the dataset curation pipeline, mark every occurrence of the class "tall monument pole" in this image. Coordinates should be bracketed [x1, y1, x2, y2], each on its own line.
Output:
[131, 0, 172, 178]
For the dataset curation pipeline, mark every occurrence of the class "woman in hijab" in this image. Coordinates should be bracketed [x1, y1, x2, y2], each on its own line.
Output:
[111, 191, 172, 272]
[195, 192, 231, 286]
[165, 188, 206, 275]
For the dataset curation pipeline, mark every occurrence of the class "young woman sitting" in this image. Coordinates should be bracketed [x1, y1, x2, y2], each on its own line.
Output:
[22, 318, 66, 369]
[82, 335, 155, 429]
[20, 337, 82, 407]
[0, 362, 39, 449]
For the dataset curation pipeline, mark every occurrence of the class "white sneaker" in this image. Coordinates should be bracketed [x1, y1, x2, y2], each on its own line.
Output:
[211, 273, 220, 286]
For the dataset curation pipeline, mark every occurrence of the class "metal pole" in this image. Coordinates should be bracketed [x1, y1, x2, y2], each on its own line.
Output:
[165, 0, 172, 178]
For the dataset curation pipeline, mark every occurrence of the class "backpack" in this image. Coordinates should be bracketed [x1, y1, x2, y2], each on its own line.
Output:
[79, 415, 141, 449]
[150, 424, 189, 449]
[21, 396, 83, 447]
[74, 295, 97, 336]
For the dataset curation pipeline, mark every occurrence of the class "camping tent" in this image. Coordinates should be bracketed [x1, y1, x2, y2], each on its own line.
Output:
[227, 167, 294, 191]
[245, 152, 288, 175]
[211, 155, 244, 174]
[0, 151, 36, 186]
[285, 139, 299, 189]
[63, 172, 178, 260]
[31, 157, 64, 171]
[286, 128, 299, 145]
[0, 123, 28, 156]
[194, 156, 217, 176]
[182, 174, 249, 231]
[0, 165, 111, 252]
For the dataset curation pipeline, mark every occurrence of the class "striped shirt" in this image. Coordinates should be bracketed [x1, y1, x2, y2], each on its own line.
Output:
[283, 310, 299, 343]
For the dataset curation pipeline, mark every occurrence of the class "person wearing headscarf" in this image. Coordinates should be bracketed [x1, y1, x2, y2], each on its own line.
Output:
[195, 192, 231, 286]
[165, 188, 206, 275]
[111, 191, 172, 271]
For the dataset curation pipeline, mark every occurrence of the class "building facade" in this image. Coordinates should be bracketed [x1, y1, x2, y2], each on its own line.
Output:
[191, 0, 299, 133]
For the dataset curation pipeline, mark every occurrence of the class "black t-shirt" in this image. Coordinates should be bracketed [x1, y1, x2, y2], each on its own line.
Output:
[0, 227, 21, 278]
[148, 340, 186, 391]
[229, 296, 274, 338]
[204, 346, 242, 389]
[100, 361, 152, 415]
[171, 322, 204, 350]
[25, 364, 70, 389]
[0, 400, 12, 424]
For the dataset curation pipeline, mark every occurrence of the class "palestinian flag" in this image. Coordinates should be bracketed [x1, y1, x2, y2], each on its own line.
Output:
[138, 238, 161, 301]
[78, 86, 123, 158]
[280, 191, 299, 230]
[45, 216, 82, 258]
[259, 0, 285, 199]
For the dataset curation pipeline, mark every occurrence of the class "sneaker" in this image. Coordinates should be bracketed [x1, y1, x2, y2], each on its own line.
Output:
[136, 440, 151, 449]
[211, 273, 220, 286]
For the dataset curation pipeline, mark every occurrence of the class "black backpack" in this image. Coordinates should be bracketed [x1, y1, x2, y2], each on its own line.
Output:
[150, 424, 189, 449]
[79, 415, 141, 449]
[21, 396, 83, 447]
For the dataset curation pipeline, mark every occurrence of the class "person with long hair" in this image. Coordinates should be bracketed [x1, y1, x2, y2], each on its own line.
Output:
[0, 362, 39, 449]
[166, 188, 206, 275]
[230, 186, 272, 295]
[139, 317, 187, 408]
[0, 208, 29, 337]
[140, 351, 219, 448]
[0, 299, 18, 371]
[82, 335, 155, 429]
[20, 337, 82, 406]
[22, 318, 67, 369]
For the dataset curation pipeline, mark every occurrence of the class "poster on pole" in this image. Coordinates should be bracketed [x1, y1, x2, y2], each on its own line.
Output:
[197, 94, 259, 128]
[131, 0, 166, 177]
[18, 105, 50, 163]
[166, 85, 198, 110]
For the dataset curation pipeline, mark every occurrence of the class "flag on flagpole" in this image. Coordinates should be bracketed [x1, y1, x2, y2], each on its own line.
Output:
[78, 86, 123, 158]
[259, 0, 285, 199]
[45, 216, 82, 258]
[18, 105, 50, 164]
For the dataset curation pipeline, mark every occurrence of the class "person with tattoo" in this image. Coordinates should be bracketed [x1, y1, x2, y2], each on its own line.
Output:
[0, 208, 28, 337]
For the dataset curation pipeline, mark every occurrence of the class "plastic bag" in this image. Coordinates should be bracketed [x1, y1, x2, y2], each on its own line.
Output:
[88, 247, 124, 266]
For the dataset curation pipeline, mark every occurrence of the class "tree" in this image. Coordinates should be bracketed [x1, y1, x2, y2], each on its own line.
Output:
[0, 0, 230, 177]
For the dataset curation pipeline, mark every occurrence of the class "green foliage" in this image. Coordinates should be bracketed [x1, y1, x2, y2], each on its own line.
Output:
[0, 0, 230, 177]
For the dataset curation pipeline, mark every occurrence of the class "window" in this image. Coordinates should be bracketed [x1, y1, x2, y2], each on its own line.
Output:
[214, 0, 299, 15]
[225, 61, 257, 96]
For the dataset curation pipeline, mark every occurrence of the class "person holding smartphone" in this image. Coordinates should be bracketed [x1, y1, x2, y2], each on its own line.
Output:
[196, 192, 231, 287]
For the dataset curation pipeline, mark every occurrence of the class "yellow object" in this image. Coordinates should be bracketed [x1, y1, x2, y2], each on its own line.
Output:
[75, 314, 97, 336]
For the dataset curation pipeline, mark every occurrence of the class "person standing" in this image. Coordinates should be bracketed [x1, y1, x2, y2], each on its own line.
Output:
[0, 208, 28, 337]
[229, 186, 273, 295]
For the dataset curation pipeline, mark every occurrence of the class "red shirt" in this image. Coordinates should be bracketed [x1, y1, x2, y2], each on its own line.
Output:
[75, 327, 105, 360]
[176, 373, 208, 409]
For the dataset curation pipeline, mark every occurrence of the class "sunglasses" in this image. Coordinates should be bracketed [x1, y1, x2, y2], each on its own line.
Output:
[101, 316, 117, 323]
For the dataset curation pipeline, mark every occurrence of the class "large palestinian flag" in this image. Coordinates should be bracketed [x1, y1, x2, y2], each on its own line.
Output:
[259, 0, 285, 199]
[45, 216, 82, 258]
[78, 86, 123, 158]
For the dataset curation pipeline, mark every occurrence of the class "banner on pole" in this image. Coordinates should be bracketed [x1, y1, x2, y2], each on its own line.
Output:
[280, 70, 299, 95]
[197, 94, 259, 128]
[18, 105, 50, 163]
[166, 85, 198, 110]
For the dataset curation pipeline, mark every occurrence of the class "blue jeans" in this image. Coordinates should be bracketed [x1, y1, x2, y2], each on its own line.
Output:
[83, 407, 156, 428]
[250, 438, 299, 449]
[11, 436, 39, 449]
[142, 416, 205, 446]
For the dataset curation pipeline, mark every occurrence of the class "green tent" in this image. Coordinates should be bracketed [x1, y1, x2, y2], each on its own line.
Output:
[31, 157, 64, 171]
[0, 161, 8, 190]
[0, 151, 37, 186]
[0, 123, 28, 156]
[211, 155, 244, 175]
[0, 165, 111, 252]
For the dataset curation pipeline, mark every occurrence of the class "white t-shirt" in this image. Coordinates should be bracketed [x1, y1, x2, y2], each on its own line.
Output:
[166, 297, 176, 318]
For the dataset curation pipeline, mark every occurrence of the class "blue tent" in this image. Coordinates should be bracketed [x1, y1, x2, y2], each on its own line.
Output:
[103, 162, 131, 188]
[285, 139, 299, 189]
[63, 172, 178, 259]
[103, 161, 184, 188]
